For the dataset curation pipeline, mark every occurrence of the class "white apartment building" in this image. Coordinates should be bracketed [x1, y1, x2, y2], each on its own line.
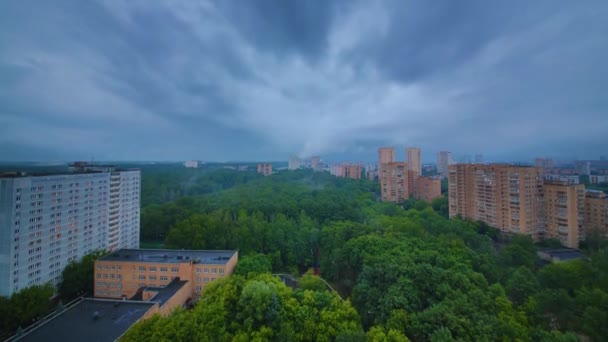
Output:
[184, 160, 198, 168]
[0, 166, 140, 297]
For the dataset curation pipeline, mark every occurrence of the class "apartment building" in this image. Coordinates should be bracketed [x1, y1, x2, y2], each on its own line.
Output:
[584, 190, 608, 237]
[288, 156, 301, 170]
[380, 162, 410, 202]
[94, 249, 238, 302]
[311, 156, 321, 172]
[378, 147, 396, 176]
[406, 147, 422, 176]
[0, 166, 140, 297]
[184, 160, 199, 168]
[448, 164, 477, 219]
[544, 182, 585, 248]
[330, 163, 362, 180]
[257, 163, 273, 176]
[414, 176, 442, 203]
[448, 164, 544, 238]
[437, 151, 453, 179]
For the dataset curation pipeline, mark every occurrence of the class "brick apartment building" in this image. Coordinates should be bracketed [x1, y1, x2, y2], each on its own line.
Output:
[94, 249, 238, 309]
[543, 182, 585, 248]
[257, 163, 272, 176]
[585, 190, 608, 238]
[330, 163, 362, 180]
[448, 164, 544, 238]
[448, 163, 608, 248]
[414, 176, 442, 203]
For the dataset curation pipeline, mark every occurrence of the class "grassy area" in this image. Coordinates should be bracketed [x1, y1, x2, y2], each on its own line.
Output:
[140, 241, 165, 249]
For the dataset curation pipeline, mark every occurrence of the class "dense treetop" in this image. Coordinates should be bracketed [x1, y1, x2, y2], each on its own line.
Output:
[131, 167, 607, 341]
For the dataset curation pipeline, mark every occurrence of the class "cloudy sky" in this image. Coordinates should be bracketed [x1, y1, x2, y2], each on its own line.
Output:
[1, 0, 607, 163]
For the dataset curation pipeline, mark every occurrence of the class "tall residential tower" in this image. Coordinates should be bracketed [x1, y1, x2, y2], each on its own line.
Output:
[406, 147, 422, 176]
[0, 165, 140, 297]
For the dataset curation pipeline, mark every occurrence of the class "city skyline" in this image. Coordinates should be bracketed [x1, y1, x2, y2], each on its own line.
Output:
[1, 1, 607, 161]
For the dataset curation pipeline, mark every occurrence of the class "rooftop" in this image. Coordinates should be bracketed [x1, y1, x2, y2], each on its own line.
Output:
[144, 279, 189, 306]
[538, 248, 583, 261]
[16, 299, 156, 342]
[99, 248, 237, 264]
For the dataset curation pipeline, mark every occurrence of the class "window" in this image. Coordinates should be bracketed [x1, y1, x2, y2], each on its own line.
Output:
[138, 275, 145, 280]
[196, 277, 201, 282]
[204, 268, 209, 274]
[96, 273, 101, 279]
[204, 277, 209, 283]
[138, 266, 146, 272]
[160, 276, 168, 281]
[212, 268, 217, 274]
[196, 286, 202, 291]
[171, 267, 178, 273]
[149, 275, 156, 280]
[160, 267, 167, 273]
[219, 269, 224, 275]
[149, 266, 156, 272]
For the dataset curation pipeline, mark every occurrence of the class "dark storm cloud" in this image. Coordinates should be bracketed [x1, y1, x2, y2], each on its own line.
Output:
[0, 0, 607, 162]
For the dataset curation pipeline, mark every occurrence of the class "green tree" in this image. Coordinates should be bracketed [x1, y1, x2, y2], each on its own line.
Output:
[234, 253, 273, 277]
[58, 250, 108, 301]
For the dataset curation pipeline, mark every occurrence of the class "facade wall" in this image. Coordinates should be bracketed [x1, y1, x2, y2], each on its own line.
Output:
[117, 171, 140, 249]
[380, 162, 409, 203]
[94, 251, 238, 301]
[584, 192, 608, 237]
[414, 177, 442, 203]
[257, 164, 273, 176]
[159, 281, 192, 316]
[0, 173, 112, 296]
[406, 148, 422, 176]
[378, 147, 395, 177]
[448, 164, 544, 239]
[544, 183, 585, 248]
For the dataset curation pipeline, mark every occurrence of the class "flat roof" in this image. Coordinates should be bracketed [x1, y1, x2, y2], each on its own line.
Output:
[538, 249, 583, 260]
[145, 279, 189, 306]
[99, 249, 237, 264]
[16, 299, 156, 342]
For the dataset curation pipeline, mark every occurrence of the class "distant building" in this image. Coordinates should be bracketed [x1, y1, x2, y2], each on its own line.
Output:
[288, 156, 301, 170]
[414, 176, 442, 202]
[584, 190, 608, 238]
[590, 175, 608, 184]
[448, 164, 544, 239]
[577, 161, 591, 176]
[184, 160, 199, 168]
[406, 147, 422, 176]
[535, 158, 554, 169]
[437, 151, 453, 179]
[330, 163, 362, 180]
[364, 164, 378, 180]
[380, 162, 410, 203]
[378, 147, 396, 177]
[0, 164, 140, 297]
[544, 182, 585, 248]
[311, 156, 321, 172]
[544, 174, 580, 184]
[94, 249, 238, 303]
[257, 163, 273, 176]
